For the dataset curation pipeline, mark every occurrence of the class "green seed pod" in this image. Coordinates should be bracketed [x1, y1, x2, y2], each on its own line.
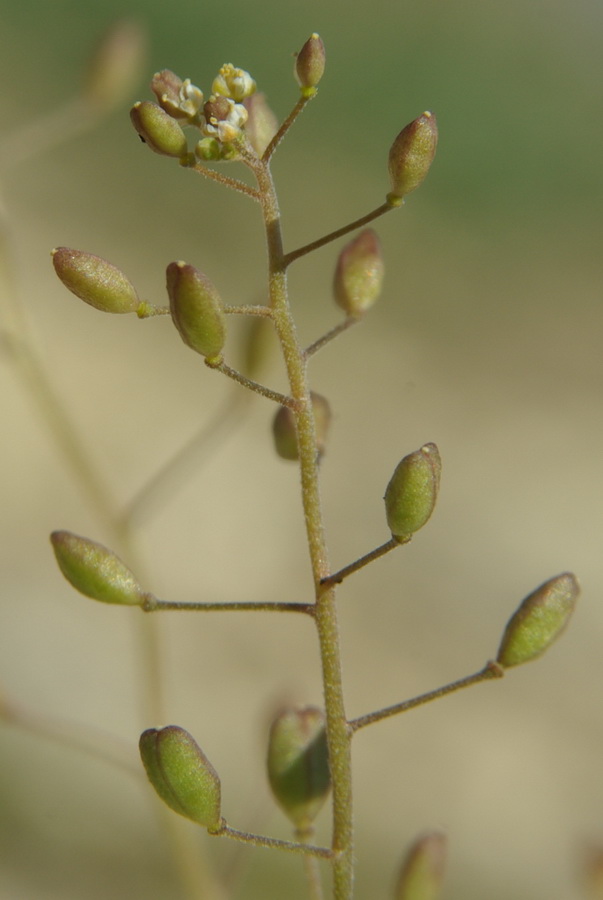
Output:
[333, 229, 384, 319]
[130, 100, 188, 157]
[50, 531, 145, 606]
[166, 261, 226, 362]
[384, 443, 441, 540]
[139, 726, 222, 830]
[394, 831, 447, 900]
[387, 112, 438, 206]
[84, 19, 147, 113]
[51, 247, 140, 314]
[496, 573, 579, 668]
[272, 392, 331, 461]
[267, 707, 330, 828]
[295, 34, 325, 97]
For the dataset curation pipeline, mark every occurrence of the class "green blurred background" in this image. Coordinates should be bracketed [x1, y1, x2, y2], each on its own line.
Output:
[1, 0, 602, 898]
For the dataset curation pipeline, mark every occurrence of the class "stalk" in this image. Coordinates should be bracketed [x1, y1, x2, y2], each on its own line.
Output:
[252, 156, 354, 899]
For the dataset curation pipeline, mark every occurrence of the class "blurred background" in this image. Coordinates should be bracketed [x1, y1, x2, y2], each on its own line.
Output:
[0, 0, 602, 898]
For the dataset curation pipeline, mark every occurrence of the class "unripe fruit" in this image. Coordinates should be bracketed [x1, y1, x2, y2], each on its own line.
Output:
[384, 443, 441, 539]
[387, 112, 438, 205]
[139, 726, 222, 830]
[166, 261, 226, 362]
[267, 707, 330, 827]
[50, 531, 145, 606]
[272, 393, 331, 461]
[51, 247, 139, 314]
[130, 100, 188, 157]
[295, 34, 325, 97]
[333, 229, 384, 319]
[496, 573, 579, 668]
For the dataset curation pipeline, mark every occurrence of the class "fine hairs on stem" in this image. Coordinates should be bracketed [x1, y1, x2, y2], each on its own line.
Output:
[2, 23, 581, 900]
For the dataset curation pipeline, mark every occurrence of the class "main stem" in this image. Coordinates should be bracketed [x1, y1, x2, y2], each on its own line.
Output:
[253, 159, 354, 900]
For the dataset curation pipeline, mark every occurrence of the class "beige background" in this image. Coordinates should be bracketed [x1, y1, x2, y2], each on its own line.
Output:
[0, 1, 602, 898]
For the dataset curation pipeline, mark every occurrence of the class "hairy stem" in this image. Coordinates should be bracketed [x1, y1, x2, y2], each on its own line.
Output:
[250, 155, 354, 900]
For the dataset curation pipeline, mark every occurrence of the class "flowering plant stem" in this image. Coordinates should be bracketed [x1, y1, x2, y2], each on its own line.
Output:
[247, 150, 355, 900]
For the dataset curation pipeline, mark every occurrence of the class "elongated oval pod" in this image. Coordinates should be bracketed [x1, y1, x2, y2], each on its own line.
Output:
[394, 831, 447, 900]
[387, 112, 438, 206]
[295, 33, 325, 97]
[243, 92, 278, 157]
[84, 19, 147, 113]
[51, 247, 140, 314]
[130, 100, 188, 157]
[385, 442, 441, 540]
[272, 392, 331, 461]
[267, 707, 330, 828]
[496, 572, 579, 668]
[333, 229, 384, 319]
[166, 261, 226, 362]
[50, 531, 145, 606]
[139, 726, 222, 830]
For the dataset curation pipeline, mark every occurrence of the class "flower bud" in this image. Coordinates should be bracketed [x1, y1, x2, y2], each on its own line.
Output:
[139, 726, 222, 830]
[394, 831, 447, 900]
[51, 247, 140, 314]
[84, 19, 147, 113]
[151, 69, 203, 120]
[496, 573, 579, 668]
[130, 100, 188, 157]
[384, 442, 441, 540]
[333, 229, 384, 319]
[243, 92, 278, 157]
[387, 112, 438, 205]
[267, 707, 330, 827]
[295, 34, 325, 97]
[272, 392, 331, 461]
[50, 531, 145, 606]
[166, 261, 226, 362]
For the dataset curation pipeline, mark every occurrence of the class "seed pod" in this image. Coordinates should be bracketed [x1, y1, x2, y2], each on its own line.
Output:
[84, 19, 147, 113]
[272, 392, 331, 461]
[333, 229, 384, 319]
[496, 573, 579, 668]
[130, 100, 188, 157]
[51, 247, 139, 314]
[295, 34, 325, 97]
[267, 707, 330, 827]
[166, 261, 226, 362]
[384, 443, 441, 540]
[387, 112, 438, 205]
[394, 831, 447, 900]
[50, 531, 145, 606]
[139, 726, 222, 830]
[243, 92, 278, 157]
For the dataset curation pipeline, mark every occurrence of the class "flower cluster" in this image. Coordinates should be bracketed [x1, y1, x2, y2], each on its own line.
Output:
[135, 64, 256, 161]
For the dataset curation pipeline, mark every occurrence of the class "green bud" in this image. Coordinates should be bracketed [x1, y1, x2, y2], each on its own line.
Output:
[384, 443, 441, 540]
[295, 34, 325, 97]
[387, 112, 438, 206]
[267, 707, 330, 828]
[243, 92, 278, 157]
[166, 261, 226, 362]
[50, 531, 145, 606]
[496, 573, 579, 668]
[394, 831, 447, 900]
[333, 229, 384, 319]
[84, 19, 147, 113]
[139, 726, 222, 830]
[51, 247, 139, 314]
[272, 392, 331, 461]
[130, 100, 188, 157]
